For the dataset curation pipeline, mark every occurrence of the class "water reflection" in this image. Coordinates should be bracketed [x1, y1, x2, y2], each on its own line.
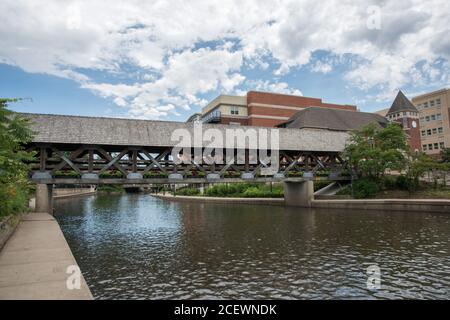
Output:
[54, 194, 450, 300]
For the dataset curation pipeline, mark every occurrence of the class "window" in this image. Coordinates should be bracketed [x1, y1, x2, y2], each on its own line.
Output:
[434, 143, 439, 150]
[428, 144, 433, 150]
[423, 102, 429, 108]
[421, 130, 426, 136]
[420, 117, 425, 122]
[431, 114, 436, 121]
[425, 116, 430, 122]
[440, 142, 445, 149]
[438, 127, 443, 134]
[230, 106, 239, 115]
[436, 113, 442, 120]
[436, 98, 441, 105]
[432, 128, 437, 134]
[427, 129, 432, 135]
[430, 100, 435, 107]
[423, 145, 427, 151]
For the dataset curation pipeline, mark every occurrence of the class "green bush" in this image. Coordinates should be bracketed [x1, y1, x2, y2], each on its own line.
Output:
[175, 187, 200, 196]
[0, 184, 31, 217]
[395, 175, 409, 190]
[204, 183, 284, 198]
[353, 179, 379, 199]
[97, 185, 124, 193]
[383, 176, 397, 190]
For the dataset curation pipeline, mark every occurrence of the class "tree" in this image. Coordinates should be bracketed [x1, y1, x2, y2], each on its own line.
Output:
[403, 152, 438, 192]
[0, 99, 35, 217]
[344, 123, 408, 181]
[441, 148, 450, 163]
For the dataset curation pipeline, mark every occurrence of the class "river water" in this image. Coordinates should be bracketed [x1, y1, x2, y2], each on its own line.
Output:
[54, 194, 450, 300]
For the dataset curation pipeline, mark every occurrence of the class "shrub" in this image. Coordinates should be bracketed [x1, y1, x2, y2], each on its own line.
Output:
[175, 187, 200, 196]
[353, 179, 379, 199]
[97, 185, 124, 193]
[395, 175, 409, 191]
[383, 176, 397, 190]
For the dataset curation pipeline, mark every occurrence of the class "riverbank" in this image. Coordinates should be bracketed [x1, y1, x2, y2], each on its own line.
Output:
[29, 187, 97, 211]
[153, 194, 450, 213]
[0, 212, 93, 299]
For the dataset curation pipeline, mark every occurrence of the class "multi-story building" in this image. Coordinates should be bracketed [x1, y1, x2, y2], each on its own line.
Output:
[196, 91, 357, 127]
[412, 88, 450, 156]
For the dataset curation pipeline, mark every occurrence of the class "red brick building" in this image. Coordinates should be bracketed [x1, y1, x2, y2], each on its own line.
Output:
[196, 91, 357, 127]
[385, 91, 422, 152]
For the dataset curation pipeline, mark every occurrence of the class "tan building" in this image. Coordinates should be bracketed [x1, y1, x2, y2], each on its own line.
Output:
[412, 88, 450, 156]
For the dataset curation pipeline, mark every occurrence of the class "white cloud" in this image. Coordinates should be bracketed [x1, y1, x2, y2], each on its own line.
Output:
[310, 61, 333, 74]
[0, 0, 449, 117]
[82, 46, 244, 118]
[247, 80, 303, 96]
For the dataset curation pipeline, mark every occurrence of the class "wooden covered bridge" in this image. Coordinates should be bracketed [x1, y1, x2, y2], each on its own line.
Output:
[21, 113, 351, 211]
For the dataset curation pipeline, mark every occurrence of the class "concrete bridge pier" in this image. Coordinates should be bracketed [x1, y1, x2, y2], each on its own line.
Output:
[35, 184, 53, 214]
[283, 181, 314, 207]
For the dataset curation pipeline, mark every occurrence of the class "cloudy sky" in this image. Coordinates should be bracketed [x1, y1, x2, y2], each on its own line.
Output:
[1, 0, 449, 120]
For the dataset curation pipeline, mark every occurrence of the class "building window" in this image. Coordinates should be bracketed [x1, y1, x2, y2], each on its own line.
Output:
[423, 102, 428, 108]
[431, 114, 436, 121]
[421, 130, 426, 136]
[432, 128, 437, 134]
[436, 113, 442, 120]
[440, 142, 445, 149]
[430, 100, 435, 107]
[230, 106, 239, 115]
[438, 127, 443, 134]
[423, 145, 427, 151]
[428, 144, 433, 150]
[427, 129, 431, 135]
[425, 116, 430, 122]
[434, 143, 439, 150]
[436, 98, 441, 104]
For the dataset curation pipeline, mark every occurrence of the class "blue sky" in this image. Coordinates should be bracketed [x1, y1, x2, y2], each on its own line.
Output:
[1, 1, 449, 121]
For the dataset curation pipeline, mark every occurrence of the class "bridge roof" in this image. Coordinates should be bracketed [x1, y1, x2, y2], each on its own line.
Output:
[20, 113, 348, 152]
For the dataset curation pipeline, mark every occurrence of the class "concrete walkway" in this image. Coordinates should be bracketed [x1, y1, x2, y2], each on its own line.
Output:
[0, 213, 93, 300]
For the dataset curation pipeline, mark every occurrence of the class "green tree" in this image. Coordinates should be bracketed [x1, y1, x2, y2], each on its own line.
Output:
[344, 123, 408, 181]
[0, 99, 35, 217]
[403, 152, 437, 192]
[441, 148, 450, 163]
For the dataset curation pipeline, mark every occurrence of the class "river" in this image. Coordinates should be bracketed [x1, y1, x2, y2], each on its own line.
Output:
[54, 194, 450, 299]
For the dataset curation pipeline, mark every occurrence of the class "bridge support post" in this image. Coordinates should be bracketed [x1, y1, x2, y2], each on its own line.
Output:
[283, 181, 314, 207]
[35, 184, 53, 214]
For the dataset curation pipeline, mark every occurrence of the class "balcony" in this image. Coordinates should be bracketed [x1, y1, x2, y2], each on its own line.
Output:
[202, 110, 221, 123]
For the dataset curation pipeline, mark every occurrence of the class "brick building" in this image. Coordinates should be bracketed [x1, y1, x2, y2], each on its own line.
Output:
[196, 91, 357, 127]
[385, 91, 421, 152]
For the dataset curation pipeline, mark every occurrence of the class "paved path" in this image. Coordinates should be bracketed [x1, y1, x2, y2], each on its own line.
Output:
[0, 213, 93, 300]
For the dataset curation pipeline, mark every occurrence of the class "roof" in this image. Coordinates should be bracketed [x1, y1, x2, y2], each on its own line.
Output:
[186, 113, 201, 122]
[412, 87, 449, 101]
[19, 112, 349, 152]
[373, 108, 389, 117]
[387, 91, 418, 114]
[278, 107, 388, 131]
